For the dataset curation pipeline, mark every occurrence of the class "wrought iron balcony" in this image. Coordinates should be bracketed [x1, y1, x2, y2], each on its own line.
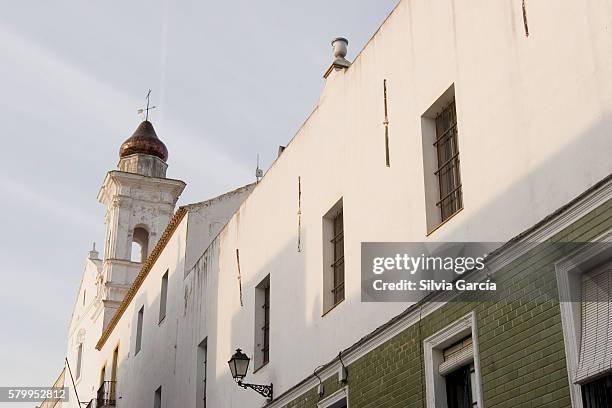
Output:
[96, 381, 117, 407]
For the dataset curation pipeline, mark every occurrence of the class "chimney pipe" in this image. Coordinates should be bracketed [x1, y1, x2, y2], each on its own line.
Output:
[324, 37, 350, 78]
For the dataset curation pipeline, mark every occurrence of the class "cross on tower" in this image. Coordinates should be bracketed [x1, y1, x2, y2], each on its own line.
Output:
[137, 89, 157, 121]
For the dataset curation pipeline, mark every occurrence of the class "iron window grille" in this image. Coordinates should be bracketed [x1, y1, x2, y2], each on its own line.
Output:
[434, 100, 463, 221]
[96, 381, 117, 407]
[261, 284, 270, 365]
[331, 210, 345, 306]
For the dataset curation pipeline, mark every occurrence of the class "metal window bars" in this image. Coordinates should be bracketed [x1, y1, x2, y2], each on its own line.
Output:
[434, 100, 462, 221]
[331, 211, 345, 305]
[96, 381, 117, 407]
[261, 285, 270, 364]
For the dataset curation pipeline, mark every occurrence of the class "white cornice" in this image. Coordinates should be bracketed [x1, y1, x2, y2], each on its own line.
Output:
[97, 170, 186, 204]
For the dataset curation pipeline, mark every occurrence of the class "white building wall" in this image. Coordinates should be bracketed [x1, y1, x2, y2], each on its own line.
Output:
[94, 187, 253, 408]
[65, 256, 104, 407]
[207, 0, 612, 404]
[89, 0, 612, 407]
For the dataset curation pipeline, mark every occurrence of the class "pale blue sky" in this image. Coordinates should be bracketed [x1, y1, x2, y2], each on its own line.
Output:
[0, 0, 397, 391]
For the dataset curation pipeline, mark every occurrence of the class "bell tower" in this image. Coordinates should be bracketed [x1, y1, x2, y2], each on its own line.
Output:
[96, 120, 186, 328]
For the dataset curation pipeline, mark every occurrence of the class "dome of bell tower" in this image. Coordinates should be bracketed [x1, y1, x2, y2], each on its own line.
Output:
[119, 120, 168, 162]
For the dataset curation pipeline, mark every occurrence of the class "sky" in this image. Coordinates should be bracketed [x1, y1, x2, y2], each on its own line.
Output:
[0, 0, 399, 392]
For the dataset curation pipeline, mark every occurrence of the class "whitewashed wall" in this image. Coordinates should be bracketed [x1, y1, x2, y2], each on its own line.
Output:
[208, 0, 612, 405]
[65, 256, 103, 407]
[91, 0, 612, 407]
[95, 187, 253, 407]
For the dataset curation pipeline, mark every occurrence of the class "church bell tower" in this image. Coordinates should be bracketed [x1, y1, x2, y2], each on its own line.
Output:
[96, 120, 186, 329]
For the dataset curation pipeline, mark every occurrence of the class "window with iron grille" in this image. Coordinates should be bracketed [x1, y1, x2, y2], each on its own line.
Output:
[434, 100, 462, 221]
[323, 199, 344, 314]
[331, 210, 345, 306]
[262, 283, 270, 364]
[254, 275, 270, 369]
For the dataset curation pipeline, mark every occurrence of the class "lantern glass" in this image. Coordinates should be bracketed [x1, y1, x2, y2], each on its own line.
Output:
[228, 349, 250, 379]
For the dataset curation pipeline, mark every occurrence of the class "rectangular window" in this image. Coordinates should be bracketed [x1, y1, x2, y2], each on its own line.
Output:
[135, 306, 144, 355]
[421, 85, 463, 233]
[76, 344, 83, 379]
[154, 386, 162, 408]
[556, 250, 612, 406]
[577, 265, 612, 383]
[197, 338, 208, 408]
[424, 313, 482, 408]
[441, 337, 477, 408]
[322, 199, 344, 314]
[434, 99, 462, 221]
[254, 275, 271, 369]
[442, 337, 478, 408]
[159, 271, 169, 323]
[332, 210, 345, 306]
[100, 364, 106, 387]
[110, 346, 119, 402]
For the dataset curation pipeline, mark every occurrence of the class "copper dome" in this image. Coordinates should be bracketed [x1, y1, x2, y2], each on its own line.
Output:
[119, 120, 168, 162]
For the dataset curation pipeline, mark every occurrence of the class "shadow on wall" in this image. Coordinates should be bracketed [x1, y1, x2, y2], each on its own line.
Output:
[222, 111, 612, 401]
[101, 110, 612, 406]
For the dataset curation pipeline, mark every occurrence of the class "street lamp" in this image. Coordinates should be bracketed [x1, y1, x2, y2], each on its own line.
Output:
[228, 349, 273, 401]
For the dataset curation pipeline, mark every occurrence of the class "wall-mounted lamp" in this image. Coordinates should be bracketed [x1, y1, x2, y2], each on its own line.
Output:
[228, 349, 273, 401]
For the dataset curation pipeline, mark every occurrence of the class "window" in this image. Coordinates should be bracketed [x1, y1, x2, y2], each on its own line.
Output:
[422, 85, 463, 232]
[332, 211, 345, 305]
[100, 364, 106, 387]
[323, 199, 344, 314]
[159, 271, 168, 323]
[254, 275, 270, 369]
[197, 338, 208, 408]
[582, 373, 612, 408]
[424, 313, 483, 408]
[135, 306, 144, 355]
[76, 344, 83, 379]
[578, 264, 612, 408]
[154, 386, 162, 408]
[441, 338, 477, 408]
[577, 266, 612, 383]
[131, 226, 149, 262]
[434, 100, 462, 221]
[556, 245, 612, 408]
[110, 346, 119, 402]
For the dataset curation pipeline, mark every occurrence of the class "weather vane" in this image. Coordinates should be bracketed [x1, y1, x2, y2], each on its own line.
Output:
[137, 89, 157, 121]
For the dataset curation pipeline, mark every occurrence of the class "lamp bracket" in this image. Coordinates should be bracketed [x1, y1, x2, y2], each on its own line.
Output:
[237, 380, 273, 400]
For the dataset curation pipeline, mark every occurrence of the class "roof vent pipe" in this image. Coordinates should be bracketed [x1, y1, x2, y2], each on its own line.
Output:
[324, 37, 350, 78]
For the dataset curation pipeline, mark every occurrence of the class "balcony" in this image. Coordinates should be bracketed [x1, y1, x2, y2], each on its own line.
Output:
[96, 381, 116, 407]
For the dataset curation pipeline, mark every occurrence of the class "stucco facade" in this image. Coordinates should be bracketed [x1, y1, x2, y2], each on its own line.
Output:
[54, 0, 612, 407]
